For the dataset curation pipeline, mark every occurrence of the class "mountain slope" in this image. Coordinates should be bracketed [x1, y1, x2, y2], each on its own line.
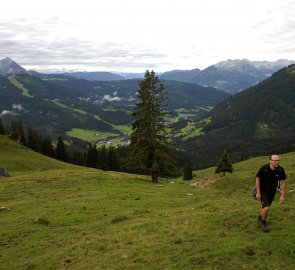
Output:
[0, 71, 229, 147]
[0, 135, 76, 174]
[161, 59, 295, 94]
[184, 64, 295, 168]
[62, 71, 125, 81]
[0, 57, 28, 75]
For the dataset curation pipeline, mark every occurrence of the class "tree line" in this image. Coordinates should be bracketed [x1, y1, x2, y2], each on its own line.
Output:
[0, 117, 121, 172]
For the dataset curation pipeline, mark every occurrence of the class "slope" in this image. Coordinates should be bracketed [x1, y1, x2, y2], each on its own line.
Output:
[184, 64, 295, 168]
[1, 135, 295, 269]
[0, 135, 77, 175]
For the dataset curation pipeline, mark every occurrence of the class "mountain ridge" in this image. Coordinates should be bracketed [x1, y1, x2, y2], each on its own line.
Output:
[160, 59, 295, 94]
[184, 64, 295, 168]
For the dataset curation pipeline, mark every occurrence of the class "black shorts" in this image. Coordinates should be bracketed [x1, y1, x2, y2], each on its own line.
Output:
[260, 191, 276, 208]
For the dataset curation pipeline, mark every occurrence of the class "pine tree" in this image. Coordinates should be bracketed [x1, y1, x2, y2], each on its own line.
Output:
[9, 120, 19, 141]
[0, 117, 6, 135]
[27, 125, 40, 152]
[55, 136, 67, 162]
[85, 143, 98, 168]
[183, 164, 193, 180]
[129, 70, 175, 182]
[17, 121, 26, 145]
[99, 145, 109, 171]
[215, 150, 233, 176]
[40, 137, 54, 157]
[108, 146, 119, 171]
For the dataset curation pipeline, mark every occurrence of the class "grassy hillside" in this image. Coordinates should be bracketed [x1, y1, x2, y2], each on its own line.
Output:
[1, 136, 295, 269]
[0, 135, 76, 175]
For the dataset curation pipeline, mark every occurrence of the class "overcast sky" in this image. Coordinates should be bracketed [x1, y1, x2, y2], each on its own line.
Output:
[0, 0, 294, 73]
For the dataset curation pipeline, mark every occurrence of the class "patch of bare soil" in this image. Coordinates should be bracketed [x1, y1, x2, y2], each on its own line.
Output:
[190, 177, 218, 188]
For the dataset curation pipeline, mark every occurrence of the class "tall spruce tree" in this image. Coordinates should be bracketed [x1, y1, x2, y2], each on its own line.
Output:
[129, 70, 175, 182]
[215, 150, 233, 176]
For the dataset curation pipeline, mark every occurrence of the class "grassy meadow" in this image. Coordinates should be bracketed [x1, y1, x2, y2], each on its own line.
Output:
[1, 135, 295, 269]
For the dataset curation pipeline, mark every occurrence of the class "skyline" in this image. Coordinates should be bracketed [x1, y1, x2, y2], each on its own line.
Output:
[1, 0, 295, 73]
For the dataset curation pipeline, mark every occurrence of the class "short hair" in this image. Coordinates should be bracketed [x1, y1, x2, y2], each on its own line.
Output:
[269, 154, 279, 160]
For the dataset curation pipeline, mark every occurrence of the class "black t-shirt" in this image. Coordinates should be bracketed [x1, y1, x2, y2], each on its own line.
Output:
[256, 164, 286, 193]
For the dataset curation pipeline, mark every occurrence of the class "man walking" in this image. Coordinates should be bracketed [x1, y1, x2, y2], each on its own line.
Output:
[255, 154, 286, 232]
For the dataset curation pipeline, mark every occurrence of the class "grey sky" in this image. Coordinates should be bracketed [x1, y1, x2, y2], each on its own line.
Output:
[0, 0, 294, 73]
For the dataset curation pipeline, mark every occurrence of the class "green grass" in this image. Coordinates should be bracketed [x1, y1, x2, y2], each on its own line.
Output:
[113, 125, 132, 135]
[8, 76, 34, 98]
[66, 128, 120, 143]
[1, 135, 295, 269]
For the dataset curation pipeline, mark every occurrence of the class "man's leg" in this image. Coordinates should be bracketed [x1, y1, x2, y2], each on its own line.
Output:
[259, 193, 273, 232]
[260, 206, 270, 220]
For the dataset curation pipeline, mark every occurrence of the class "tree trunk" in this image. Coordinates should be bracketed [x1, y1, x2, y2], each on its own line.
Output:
[152, 171, 158, 183]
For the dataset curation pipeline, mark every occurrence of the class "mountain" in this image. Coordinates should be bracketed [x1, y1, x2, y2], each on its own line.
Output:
[0, 57, 28, 75]
[115, 72, 144, 79]
[0, 70, 229, 148]
[183, 64, 295, 168]
[160, 68, 201, 83]
[160, 59, 295, 94]
[62, 71, 125, 81]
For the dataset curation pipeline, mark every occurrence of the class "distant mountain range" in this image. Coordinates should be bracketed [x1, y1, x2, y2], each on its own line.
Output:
[1, 57, 294, 95]
[160, 59, 295, 94]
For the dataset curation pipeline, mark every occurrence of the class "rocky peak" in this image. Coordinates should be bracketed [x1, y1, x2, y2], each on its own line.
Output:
[0, 57, 28, 75]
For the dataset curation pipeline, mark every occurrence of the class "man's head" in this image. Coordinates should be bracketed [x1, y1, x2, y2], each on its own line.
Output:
[269, 154, 280, 169]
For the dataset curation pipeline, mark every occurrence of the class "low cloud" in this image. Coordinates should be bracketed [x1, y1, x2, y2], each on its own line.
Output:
[0, 110, 13, 116]
[102, 95, 122, 102]
[12, 104, 24, 111]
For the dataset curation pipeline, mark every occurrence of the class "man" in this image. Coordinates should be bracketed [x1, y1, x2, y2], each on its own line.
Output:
[255, 154, 286, 232]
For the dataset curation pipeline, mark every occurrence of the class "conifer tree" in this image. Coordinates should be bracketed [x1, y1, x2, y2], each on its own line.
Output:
[9, 120, 19, 141]
[129, 70, 175, 182]
[17, 121, 26, 145]
[183, 164, 193, 180]
[85, 143, 99, 168]
[108, 146, 119, 171]
[0, 117, 6, 135]
[27, 125, 40, 152]
[40, 137, 54, 157]
[215, 150, 233, 176]
[72, 150, 84, 166]
[99, 145, 109, 170]
[55, 136, 67, 162]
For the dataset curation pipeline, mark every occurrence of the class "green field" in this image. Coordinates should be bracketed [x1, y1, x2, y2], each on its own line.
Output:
[67, 128, 120, 143]
[1, 135, 295, 269]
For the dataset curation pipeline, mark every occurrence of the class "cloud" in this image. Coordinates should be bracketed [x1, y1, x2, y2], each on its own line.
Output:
[12, 104, 24, 111]
[102, 95, 122, 102]
[0, 110, 13, 116]
[0, 0, 294, 72]
[0, 18, 169, 72]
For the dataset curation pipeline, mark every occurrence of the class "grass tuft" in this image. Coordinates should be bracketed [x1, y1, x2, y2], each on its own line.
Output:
[111, 215, 128, 223]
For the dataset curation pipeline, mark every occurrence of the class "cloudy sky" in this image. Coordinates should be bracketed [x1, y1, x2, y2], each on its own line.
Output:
[0, 0, 294, 73]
